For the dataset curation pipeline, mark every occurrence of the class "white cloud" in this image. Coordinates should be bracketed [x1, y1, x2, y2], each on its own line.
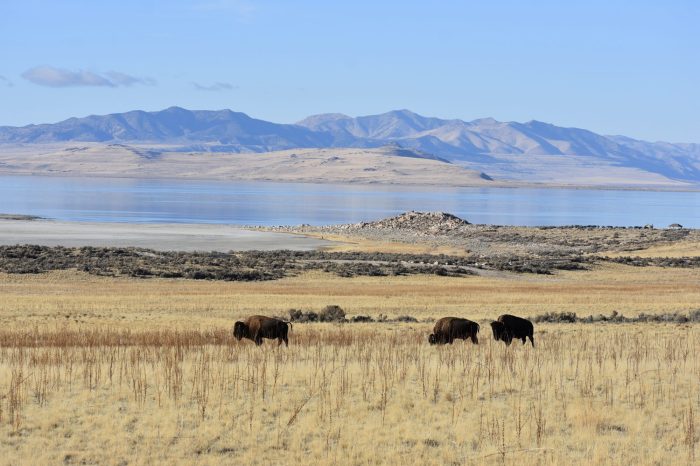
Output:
[192, 81, 237, 91]
[21, 66, 156, 88]
[0, 75, 13, 87]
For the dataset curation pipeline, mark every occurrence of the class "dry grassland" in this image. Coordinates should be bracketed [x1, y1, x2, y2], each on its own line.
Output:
[0, 324, 698, 465]
[602, 239, 700, 258]
[0, 264, 698, 330]
[306, 232, 471, 256]
[0, 264, 699, 465]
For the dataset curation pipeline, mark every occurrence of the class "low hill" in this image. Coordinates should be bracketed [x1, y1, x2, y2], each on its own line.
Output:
[0, 144, 494, 187]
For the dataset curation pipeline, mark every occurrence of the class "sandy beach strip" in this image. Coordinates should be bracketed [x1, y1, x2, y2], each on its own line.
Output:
[0, 219, 333, 252]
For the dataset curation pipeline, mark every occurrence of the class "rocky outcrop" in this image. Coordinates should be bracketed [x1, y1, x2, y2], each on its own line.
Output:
[276, 211, 699, 257]
[353, 211, 470, 234]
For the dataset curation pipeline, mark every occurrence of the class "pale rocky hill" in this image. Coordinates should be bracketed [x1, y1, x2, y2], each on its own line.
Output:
[0, 144, 494, 187]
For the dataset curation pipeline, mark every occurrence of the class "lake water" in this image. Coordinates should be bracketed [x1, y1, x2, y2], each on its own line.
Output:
[1, 175, 699, 227]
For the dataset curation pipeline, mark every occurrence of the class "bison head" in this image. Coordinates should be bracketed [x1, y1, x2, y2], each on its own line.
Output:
[428, 333, 437, 345]
[490, 321, 504, 341]
[233, 321, 248, 340]
[490, 321, 512, 345]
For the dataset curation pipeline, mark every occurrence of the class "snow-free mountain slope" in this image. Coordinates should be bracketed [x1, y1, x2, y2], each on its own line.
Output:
[0, 106, 328, 149]
[297, 110, 700, 181]
[1, 107, 698, 183]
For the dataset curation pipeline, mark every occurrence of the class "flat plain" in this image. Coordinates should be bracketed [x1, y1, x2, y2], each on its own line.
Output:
[0, 220, 332, 252]
[1, 215, 699, 465]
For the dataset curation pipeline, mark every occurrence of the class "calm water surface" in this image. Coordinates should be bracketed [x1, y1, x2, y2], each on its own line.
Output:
[1, 175, 698, 227]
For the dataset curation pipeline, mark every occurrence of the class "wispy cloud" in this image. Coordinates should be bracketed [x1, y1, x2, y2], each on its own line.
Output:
[0, 75, 13, 87]
[21, 66, 156, 88]
[192, 81, 237, 92]
[104, 71, 156, 87]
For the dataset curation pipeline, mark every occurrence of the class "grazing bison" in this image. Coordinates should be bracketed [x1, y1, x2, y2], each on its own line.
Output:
[428, 317, 480, 345]
[233, 315, 292, 346]
[490, 314, 534, 347]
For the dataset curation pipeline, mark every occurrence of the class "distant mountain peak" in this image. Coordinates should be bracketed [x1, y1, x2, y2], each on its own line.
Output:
[470, 117, 500, 125]
[161, 105, 189, 113]
[296, 112, 351, 127]
[524, 119, 556, 127]
[384, 108, 423, 117]
[0, 107, 698, 183]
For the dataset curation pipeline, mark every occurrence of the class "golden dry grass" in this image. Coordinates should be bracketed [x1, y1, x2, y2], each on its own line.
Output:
[0, 264, 698, 331]
[602, 239, 700, 258]
[311, 232, 470, 256]
[1, 265, 699, 464]
[0, 324, 698, 465]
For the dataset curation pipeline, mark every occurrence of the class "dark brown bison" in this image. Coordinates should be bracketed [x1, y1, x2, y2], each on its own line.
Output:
[490, 314, 534, 347]
[428, 317, 480, 345]
[233, 315, 292, 346]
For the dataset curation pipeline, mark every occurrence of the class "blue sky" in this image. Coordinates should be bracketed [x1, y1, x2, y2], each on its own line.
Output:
[1, 0, 698, 142]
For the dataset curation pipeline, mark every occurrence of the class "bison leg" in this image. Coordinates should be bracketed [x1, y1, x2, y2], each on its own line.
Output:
[522, 336, 527, 345]
[528, 335, 535, 347]
[471, 334, 478, 344]
[503, 331, 513, 346]
[254, 333, 263, 346]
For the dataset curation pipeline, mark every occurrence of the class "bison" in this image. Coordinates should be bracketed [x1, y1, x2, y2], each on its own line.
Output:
[233, 315, 292, 346]
[428, 317, 480, 345]
[490, 314, 534, 347]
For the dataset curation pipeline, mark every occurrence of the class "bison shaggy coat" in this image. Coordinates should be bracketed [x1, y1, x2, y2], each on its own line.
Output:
[428, 317, 480, 345]
[490, 314, 534, 347]
[233, 315, 292, 346]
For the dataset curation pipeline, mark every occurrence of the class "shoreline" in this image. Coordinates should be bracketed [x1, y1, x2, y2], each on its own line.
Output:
[0, 218, 336, 252]
[2, 212, 698, 258]
[0, 169, 698, 193]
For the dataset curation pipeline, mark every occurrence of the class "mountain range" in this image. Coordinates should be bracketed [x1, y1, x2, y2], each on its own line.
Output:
[1, 106, 698, 184]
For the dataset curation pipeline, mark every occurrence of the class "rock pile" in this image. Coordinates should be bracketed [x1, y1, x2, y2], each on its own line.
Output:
[354, 211, 470, 235]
